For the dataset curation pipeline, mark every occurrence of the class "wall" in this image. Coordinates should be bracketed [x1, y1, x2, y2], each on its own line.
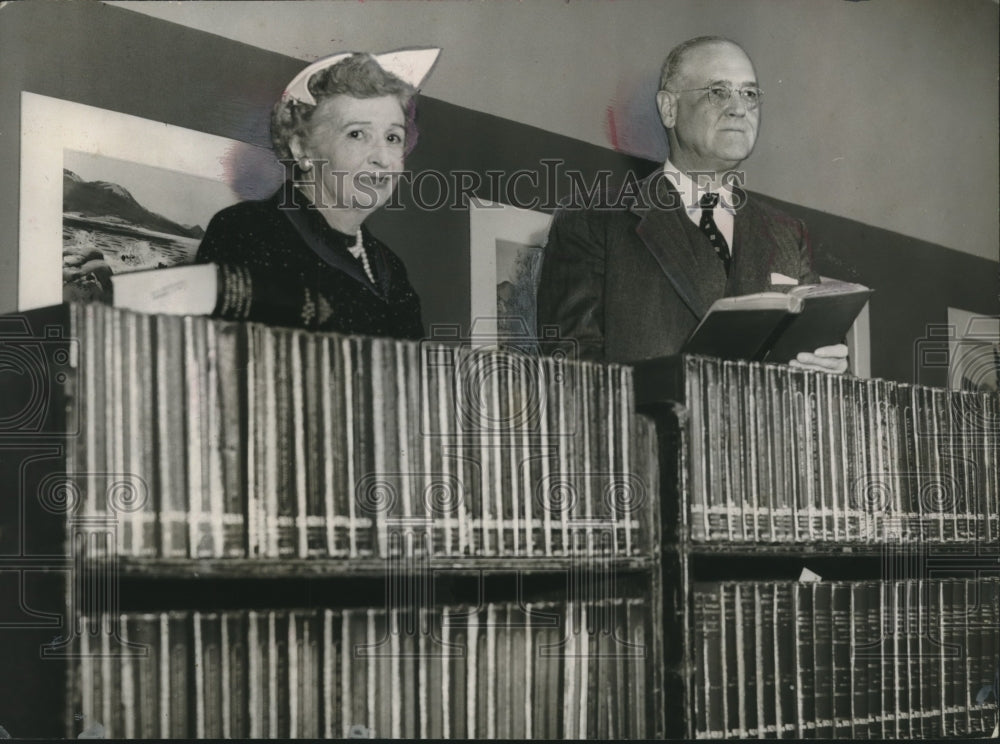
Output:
[115, 0, 1000, 262]
[0, 1, 996, 386]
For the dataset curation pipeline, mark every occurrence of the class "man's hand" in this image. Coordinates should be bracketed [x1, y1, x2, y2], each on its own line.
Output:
[789, 344, 849, 374]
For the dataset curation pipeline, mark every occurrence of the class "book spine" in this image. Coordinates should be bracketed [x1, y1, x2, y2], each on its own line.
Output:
[831, 583, 852, 737]
[849, 581, 869, 739]
[699, 583, 724, 737]
[794, 582, 814, 736]
[775, 583, 796, 736]
[206, 321, 244, 557]
[289, 331, 309, 559]
[813, 582, 834, 737]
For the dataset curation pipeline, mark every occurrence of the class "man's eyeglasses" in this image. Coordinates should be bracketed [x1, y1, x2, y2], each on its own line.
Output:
[669, 84, 763, 110]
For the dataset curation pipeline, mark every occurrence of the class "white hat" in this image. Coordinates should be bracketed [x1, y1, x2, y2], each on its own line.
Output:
[282, 47, 441, 106]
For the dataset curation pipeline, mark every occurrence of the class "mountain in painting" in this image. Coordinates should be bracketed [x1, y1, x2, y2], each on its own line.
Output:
[63, 169, 206, 240]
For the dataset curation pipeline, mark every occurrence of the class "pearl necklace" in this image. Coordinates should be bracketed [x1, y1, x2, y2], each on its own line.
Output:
[347, 228, 375, 283]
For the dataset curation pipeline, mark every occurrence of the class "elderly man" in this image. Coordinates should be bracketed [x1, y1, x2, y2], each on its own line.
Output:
[537, 36, 847, 373]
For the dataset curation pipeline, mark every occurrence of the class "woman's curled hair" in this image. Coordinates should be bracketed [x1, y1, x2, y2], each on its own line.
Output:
[271, 53, 419, 160]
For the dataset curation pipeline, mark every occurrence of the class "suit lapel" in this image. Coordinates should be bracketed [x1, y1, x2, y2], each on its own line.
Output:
[629, 172, 719, 318]
[729, 193, 772, 296]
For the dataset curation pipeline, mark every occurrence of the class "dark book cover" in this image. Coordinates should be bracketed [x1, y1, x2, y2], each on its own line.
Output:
[722, 583, 741, 736]
[737, 583, 760, 736]
[225, 612, 250, 739]
[399, 611, 417, 740]
[273, 331, 297, 558]
[128, 312, 159, 555]
[704, 360, 728, 540]
[475, 613, 489, 738]
[864, 582, 883, 739]
[273, 612, 291, 738]
[766, 364, 792, 540]
[328, 336, 352, 557]
[788, 368, 808, 540]
[803, 370, 823, 539]
[686, 356, 709, 540]
[510, 618, 528, 740]
[775, 583, 797, 736]
[682, 281, 872, 363]
[168, 613, 191, 739]
[154, 315, 188, 557]
[920, 581, 943, 739]
[794, 583, 815, 735]
[757, 584, 778, 738]
[876, 582, 893, 739]
[899, 384, 918, 526]
[812, 583, 834, 738]
[214, 320, 246, 557]
[831, 583, 853, 737]
[692, 581, 709, 737]
[826, 374, 846, 540]
[322, 610, 341, 738]
[698, 584, 726, 737]
[451, 625, 468, 739]
[351, 337, 377, 557]
[530, 621, 547, 740]
[199, 612, 224, 739]
[906, 581, 925, 739]
[303, 612, 323, 738]
[627, 598, 648, 738]
[749, 363, 772, 541]
[722, 362, 746, 541]
[842, 376, 861, 540]
[299, 332, 326, 558]
[128, 613, 162, 739]
[849, 583, 869, 739]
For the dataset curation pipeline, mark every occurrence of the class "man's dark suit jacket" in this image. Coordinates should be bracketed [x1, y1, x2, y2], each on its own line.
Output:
[536, 171, 818, 364]
[196, 184, 424, 340]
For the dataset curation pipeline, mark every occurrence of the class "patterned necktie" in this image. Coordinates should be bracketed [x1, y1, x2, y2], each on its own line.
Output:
[698, 193, 732, 276]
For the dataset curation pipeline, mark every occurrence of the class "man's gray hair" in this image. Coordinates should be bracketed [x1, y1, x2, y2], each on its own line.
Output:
[658, 35, 743, 91]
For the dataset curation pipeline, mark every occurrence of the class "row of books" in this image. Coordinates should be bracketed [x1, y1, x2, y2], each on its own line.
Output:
[68, 303, 657, 560]
[692, 578, 999, 739]
[73, 598, 652, 740]
[651, 355, 1000, 544]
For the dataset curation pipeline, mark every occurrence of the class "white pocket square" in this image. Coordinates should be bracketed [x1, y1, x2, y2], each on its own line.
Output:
[770, 272, 798, 286]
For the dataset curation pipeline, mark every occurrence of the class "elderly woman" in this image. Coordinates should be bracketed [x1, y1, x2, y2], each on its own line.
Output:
[196, 49, 439, 339]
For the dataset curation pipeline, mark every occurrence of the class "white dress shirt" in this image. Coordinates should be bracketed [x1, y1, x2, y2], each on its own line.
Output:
[662, 160, 737, 253]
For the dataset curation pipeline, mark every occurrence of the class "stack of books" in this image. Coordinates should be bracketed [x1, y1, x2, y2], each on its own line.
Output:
[692, 577, 999, 739]
[639, 354, 999, 543]
[66, 303, 656, 560]
[75, 597, 653, 739]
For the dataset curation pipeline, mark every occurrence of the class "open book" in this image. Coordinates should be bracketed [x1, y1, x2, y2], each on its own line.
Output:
[682, 280, 873, 363]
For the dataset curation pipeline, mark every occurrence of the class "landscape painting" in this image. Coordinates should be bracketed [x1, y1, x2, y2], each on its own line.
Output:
[62, 151, 239, 303]
[494, 238, 545, 350]
[468, 199, 553, 350]
[19, 92, 283, 310]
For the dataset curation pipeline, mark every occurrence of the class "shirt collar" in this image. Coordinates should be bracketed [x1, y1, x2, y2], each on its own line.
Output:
[661, 160, 737, 216]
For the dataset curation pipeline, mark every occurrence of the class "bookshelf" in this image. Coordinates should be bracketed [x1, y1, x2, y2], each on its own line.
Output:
[635, 354, 1000, 739]
[6, 304, 996, 739]
[0, 303, 664, 739]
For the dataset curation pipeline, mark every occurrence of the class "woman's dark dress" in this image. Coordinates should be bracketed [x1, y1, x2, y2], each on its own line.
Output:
[196, 183, 423, 340]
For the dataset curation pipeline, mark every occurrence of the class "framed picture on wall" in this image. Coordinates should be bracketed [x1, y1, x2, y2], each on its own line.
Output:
[468, 198, 553, 351]
[946, 308, 1000, 392]
[18, 92, 283, 310]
